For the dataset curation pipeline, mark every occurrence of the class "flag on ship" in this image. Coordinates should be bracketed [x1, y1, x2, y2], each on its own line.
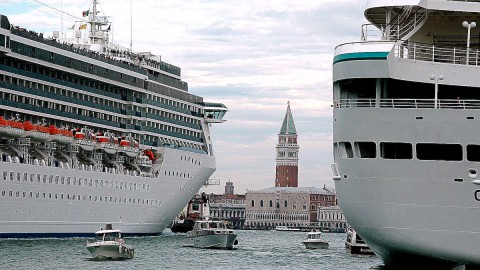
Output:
[79, 24, 87, 30]
[82, 10, 89, 17]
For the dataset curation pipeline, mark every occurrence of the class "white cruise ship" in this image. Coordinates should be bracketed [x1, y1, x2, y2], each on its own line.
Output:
[332, 0, 480, 268]
[0, 1, 227, 237]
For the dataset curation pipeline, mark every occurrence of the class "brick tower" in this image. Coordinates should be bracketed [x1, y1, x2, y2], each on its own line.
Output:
[275, 101, 299, 187]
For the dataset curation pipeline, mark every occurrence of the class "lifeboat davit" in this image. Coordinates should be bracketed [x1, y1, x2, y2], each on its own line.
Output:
[48, 125, 74, 145]
[118, 136, 140, 157]
[72, 127, 96, 151]
[95, 131, 118, 154]
[0, 117, 24, 138]
[23, 121, 49, 141]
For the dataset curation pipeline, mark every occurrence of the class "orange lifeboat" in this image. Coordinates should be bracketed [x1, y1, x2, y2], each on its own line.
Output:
[94, 131, 118, 154]
[0, 116, 24, 138]
[118, 136, 140, 157]
[72, 127, 96, 151]
[22, 121, 49, 141]
[48, 125, 74, 145]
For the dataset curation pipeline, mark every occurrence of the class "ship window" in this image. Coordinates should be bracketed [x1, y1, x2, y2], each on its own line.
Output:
[467, 145, 480, 162]
[354, 142, 376, 158]
[338, 142, 353, 158]
[380, 142, 412, 159]
[416, 143, 462, 161]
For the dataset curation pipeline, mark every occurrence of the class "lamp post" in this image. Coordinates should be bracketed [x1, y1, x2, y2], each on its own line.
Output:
[430, 74, 444, 109]
[462, 21, 476, 65]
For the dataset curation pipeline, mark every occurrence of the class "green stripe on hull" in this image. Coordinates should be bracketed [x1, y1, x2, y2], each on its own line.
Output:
[333, 52, 389, 64]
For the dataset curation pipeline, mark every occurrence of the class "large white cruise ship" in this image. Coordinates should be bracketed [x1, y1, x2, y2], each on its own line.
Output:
[332, 0, 480, 268]
[0, 1, 227, 237]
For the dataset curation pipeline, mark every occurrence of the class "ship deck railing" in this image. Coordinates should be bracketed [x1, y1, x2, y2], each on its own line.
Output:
[334, 98, 480, 109]
[394, 41, 480, 66]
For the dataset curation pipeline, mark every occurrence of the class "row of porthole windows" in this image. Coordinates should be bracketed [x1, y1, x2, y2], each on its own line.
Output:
[0, 189, 161, 205]
[335, 141, 480, 162]
[164, 170, 200, 181]
[180, 155, 201, 166]
[2, 171, 151, 192]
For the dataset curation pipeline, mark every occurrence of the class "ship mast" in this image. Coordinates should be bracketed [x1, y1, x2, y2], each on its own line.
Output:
[87, 0, 110, 52]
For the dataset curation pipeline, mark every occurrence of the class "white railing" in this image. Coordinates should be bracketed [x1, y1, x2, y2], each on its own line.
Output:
[333, 99, 480, 109]
[394, 42, 480, 66]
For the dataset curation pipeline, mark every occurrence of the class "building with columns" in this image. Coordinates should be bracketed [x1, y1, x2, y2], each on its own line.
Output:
[317, 205, 348, 231]
[245, 186, 336, 229]
[208, 181, 246, 229]
[276, 102, 299, 187]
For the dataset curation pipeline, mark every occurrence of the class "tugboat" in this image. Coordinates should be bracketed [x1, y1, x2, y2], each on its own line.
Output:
[171, 193, 210, 233]
[86, 224, 135, 260]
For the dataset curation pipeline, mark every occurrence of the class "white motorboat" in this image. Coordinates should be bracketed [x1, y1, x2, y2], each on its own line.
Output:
[275, 226, 300, 232]
[183, 220, 238, 249]
[345, 227, 374, 256]
[86, 224, 134, 260]
[302, 230, 329, 249]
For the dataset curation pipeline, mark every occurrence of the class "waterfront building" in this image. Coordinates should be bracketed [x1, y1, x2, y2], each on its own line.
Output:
[317, 205, 348, 230]
[245, 186, 336, 229]
[208, 181, 246, 228]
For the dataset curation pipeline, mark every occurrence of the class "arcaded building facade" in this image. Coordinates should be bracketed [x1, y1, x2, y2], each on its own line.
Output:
[245, 187, 336, 229]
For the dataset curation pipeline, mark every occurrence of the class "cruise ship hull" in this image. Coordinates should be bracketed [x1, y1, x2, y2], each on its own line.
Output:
[334, 108, 480, 268]
[0, 147, 215, 237]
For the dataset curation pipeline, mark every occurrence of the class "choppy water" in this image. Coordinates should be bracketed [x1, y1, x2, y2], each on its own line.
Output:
[0, 230, 384, 270]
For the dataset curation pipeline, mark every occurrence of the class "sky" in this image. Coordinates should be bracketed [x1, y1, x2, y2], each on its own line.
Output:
[0, 0, 367, 194]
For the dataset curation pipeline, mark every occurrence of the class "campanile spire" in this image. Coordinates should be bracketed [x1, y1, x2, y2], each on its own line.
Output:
[275, 102, 299, 187]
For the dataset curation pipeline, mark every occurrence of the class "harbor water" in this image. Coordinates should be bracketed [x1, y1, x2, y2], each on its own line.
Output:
[0, 229, 384, 269]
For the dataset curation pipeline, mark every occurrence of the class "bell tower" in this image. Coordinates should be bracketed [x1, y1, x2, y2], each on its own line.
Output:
[275, 101, 299, 187]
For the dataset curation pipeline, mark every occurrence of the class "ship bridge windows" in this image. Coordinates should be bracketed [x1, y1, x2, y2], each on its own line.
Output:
[339, 79, 376, 100]
[416, 143, 462, 161]
[354, 142, 376, 158]
[337, 142, 353, 158]
[467, 145, 480, 162]
[380, 142, 412, 159]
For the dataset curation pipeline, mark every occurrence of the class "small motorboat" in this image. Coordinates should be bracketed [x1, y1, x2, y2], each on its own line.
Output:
[86, 224, 134, 260]
[302, 230, 329, 249]
[275, 225, 300, 232]
[183, 219, 238, 249]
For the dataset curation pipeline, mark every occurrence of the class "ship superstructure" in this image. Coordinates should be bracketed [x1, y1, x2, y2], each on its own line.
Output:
[0, 1, 227, 237]
[332, 0, 480, 268]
